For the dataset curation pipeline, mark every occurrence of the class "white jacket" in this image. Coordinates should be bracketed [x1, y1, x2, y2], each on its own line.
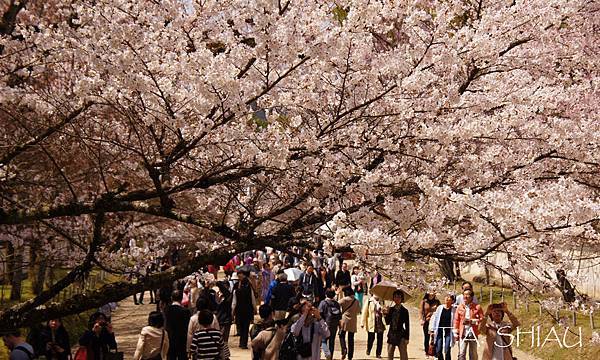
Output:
[133, 326, 169, 360]
[429, 305, 456, 346]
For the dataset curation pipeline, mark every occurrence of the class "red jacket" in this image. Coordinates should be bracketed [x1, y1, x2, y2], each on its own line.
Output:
[223, 260, 235, 272]
[453, 302, 484, 338]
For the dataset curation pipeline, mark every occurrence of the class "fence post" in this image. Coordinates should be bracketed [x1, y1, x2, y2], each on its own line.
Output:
[501, 288, 505, 303]
[489, 288, 493, 304]
[453, 281, 457, 293]
[555, 309, 560, 323]
[513, 291, 517, 310]
[572, 310, 577, 326]
[525, 297, 529, 312]
[590, 312, 595, 330]
[539, 303, 543, 316]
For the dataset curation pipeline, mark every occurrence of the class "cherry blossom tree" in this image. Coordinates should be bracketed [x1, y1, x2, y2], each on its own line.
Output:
[0, 0, 598, 328]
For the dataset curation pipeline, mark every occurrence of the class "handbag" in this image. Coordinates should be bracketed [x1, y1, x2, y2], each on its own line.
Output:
[426, 342, 436, 356]
[294, 323, 314, 358]
[104, 351, 124, 360]
[73, 347, 89, 360]
[144, 330, 164, 360]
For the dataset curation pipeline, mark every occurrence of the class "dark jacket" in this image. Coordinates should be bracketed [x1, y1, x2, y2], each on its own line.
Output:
[316, 276, 330, 301]
[369, 273, 382, 289]
[233, 279, 255, 319]
[298, 272, 319, 297]
[41, 326, 71, 360]
[79, 329, 117, 360]
[335, 270, 351, 287]
[270, 281, 295, 311]
[217, 292, 233, 326]
[384, 304, 410, 344]
[164, 303, 191, 354]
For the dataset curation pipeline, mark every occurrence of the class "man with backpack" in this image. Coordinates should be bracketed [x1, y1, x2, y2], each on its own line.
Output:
[2, 329, 35, 360]
[270, 273, 295, 321]
[318, 290, 342, 360]
[298, 264, 319, 302]
[251, 319, 287, 360]
[250, 305, 275, 359]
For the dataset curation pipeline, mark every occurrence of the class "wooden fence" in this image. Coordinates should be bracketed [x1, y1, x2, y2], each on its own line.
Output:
[446, 281, 597, 330]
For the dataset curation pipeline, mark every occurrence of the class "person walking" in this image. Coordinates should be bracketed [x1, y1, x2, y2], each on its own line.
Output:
[270, 273, 295, 321]
[133, 311, 169, 360]
[164, 290, 191, 360]
[40, 319, 71, 360]
[187, 297, 220, 352]
[318, 290, 342, 360]
[351, 267, 366, 310]
[420, 292, 441, 357]
[251, 319, 287, 360]
[250, 305, 275, 360]
[453, 289, 484, 360]
[429, 294, 456, 360]
[317, 266, 332, 302]
[232, 271, 257, 349]
[79, 312, 118, 359]
[335, 263, 351, 291]
[338, 287, 360, 360]
[290, 301, 330, 360]
[2, 329, 35, 360]
[369, 270, 382, 292]
[384, 290, 409, 360]
[361, 293, 386, 358]
[455, 282, 479, 305]
[480, 303, 520, 360]
[187, 278, 201, 312]
[189, 310, 230, 360]
[78, 312, 118, 360]
[299, 264, 320, 302]
[215, 281, 234, 343]
[261, 263, 274, 302]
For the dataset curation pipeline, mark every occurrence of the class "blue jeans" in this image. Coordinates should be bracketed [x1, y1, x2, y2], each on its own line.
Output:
[436, 329, 452, 360]
[322, 323, 337, 358]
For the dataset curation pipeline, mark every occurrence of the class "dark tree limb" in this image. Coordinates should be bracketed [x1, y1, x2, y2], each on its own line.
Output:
[0, 102, 93, 166]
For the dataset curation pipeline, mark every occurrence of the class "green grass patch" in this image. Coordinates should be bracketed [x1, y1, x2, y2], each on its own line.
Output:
[409, 280, 600, 360]
[0, 270, 120, 359]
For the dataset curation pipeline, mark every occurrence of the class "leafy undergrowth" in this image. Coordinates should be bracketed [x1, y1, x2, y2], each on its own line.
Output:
[0, 271, 118, 360]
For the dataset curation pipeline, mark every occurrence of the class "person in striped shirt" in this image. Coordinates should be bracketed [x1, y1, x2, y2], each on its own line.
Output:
[189, 310, 230, 360]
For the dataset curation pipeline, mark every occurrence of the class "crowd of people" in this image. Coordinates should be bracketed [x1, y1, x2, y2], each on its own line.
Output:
[1, 248, 520, 360]
[124, 248, 522, 360]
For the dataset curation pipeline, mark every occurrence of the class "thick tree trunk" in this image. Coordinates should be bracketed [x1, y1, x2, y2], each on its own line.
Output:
[10, 247, 23, 301]
[0, 241, 9, 284]
[454, 261, 462, 280]
[555, 269, 576, 303]
[5, 241, 15, 285]
[437, 259, 456, 282]
[33, 262, 47, 295]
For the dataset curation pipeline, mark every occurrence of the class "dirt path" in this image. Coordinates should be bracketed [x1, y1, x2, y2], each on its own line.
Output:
[111, 300, 541, 360]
